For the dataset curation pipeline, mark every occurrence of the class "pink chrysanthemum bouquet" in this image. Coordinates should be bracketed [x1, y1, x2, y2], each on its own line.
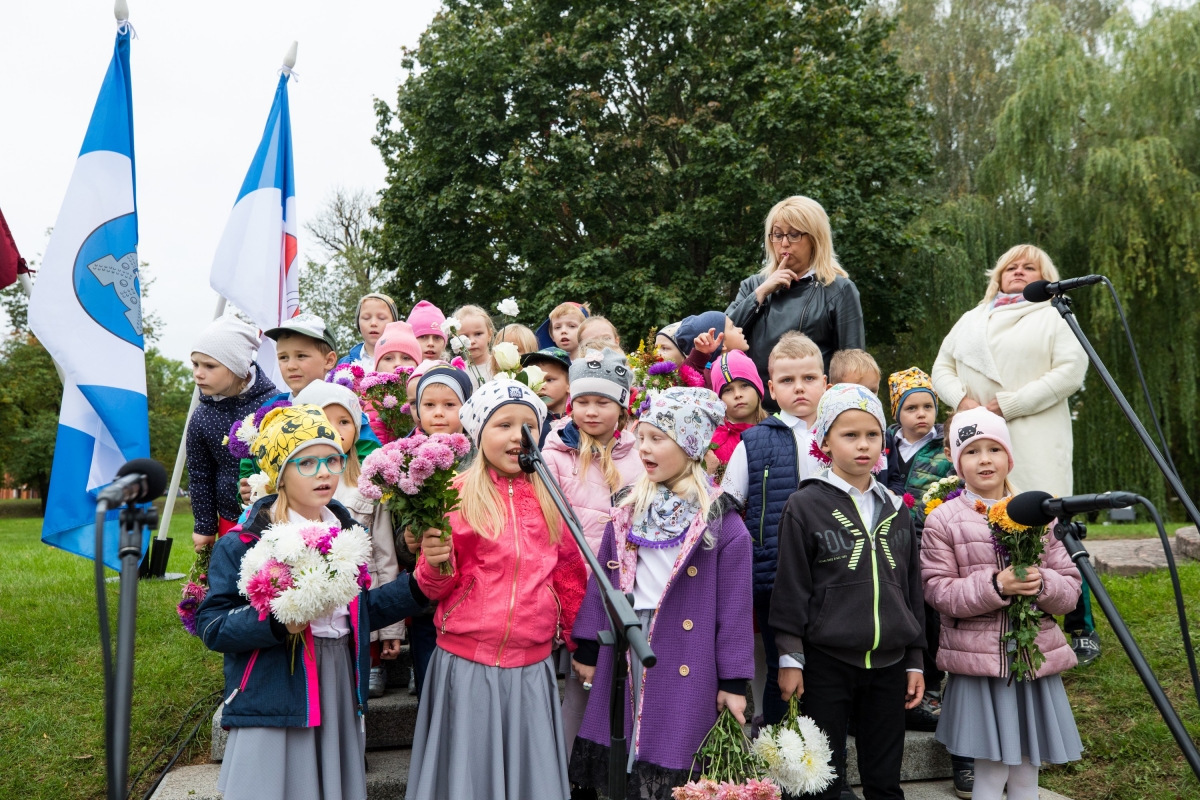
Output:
[360, 368, 416, 440]
[358, 431, 472, 575]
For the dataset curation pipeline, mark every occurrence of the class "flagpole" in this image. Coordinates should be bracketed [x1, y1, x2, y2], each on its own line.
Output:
[156, 295, 226, 542]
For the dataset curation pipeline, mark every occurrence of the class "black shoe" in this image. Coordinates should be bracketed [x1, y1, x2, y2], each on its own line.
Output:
[905, 689, 941, 732]
[838, 780, 861, 800]
[951, 756, 974, 799]
[1072, 630, 1101, 667]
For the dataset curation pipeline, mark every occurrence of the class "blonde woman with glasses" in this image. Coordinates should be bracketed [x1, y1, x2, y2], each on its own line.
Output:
[725, 196, 865, 409]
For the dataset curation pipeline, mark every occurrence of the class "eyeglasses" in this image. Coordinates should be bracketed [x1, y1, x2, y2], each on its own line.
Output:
[286, 454, 347, 476]
[769, 231, 808, 243]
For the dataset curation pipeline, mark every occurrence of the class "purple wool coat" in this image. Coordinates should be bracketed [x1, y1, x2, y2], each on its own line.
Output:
[573, 492, 755, 771]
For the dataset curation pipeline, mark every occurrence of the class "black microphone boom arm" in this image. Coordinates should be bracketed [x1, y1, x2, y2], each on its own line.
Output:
[519, 423, 655, 799]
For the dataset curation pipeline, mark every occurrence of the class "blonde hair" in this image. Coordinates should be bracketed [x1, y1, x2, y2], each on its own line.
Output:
[453, 305, 496, 338]
[550, 302, 589, 323]
[576, 407, 632, 493]
[493, 323, 538, 355]
[621, 461, 715, 548]
[982, 244, 1061, 304]
[829, 349, 881, 387]
[760, 196, 849, 286]
[271, 483, 292, 523]
[577, 315, 621, 348]
[457, 451, 563, 542]
[718, 381, 768, 423]
[767, 331, 822, 373]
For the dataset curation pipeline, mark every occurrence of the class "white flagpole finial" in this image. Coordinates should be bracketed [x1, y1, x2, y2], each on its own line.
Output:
[283, 41, 298, 70]
[114, 0, 129, 21]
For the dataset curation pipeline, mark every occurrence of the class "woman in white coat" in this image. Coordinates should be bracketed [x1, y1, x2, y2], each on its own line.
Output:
[931, 245, 1087, 497]
[932, 245, 1100, 687]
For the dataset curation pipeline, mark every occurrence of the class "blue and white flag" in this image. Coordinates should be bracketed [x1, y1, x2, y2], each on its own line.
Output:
[209, 70, 299, 389]
[28, 24, 149, 571]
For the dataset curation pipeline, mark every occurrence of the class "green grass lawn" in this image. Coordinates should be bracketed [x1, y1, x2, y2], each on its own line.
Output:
[1040, 564, 1200, 799]
[0, 512, 223, 800]
[1083, 521, 1192, 541]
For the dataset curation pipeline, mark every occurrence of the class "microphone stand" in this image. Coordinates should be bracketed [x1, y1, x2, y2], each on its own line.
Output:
[1053, 516, 1200, 780]
[99, 499, 160, 800]
[519, 424, 657, 800]
[1049, 294, 1200, 530]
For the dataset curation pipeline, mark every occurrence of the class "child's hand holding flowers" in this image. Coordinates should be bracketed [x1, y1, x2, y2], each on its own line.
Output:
[420, 527, 453, 571]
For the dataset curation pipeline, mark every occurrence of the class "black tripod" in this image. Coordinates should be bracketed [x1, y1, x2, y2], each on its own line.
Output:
[96, 500, 159, 800]
[1052, 516, 1200, 779]
[519, 424, 656, 800]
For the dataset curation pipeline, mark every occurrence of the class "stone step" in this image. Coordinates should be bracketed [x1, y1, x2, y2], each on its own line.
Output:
[1086, 534, 1193, 577]
[151, 747, 411, 800]
[178, 727, 956, 796]
[210, 689, 420, 761]
[150, 753, 1074, 800]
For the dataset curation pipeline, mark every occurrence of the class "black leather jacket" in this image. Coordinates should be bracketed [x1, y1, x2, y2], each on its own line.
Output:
[725, 272, 865, 398]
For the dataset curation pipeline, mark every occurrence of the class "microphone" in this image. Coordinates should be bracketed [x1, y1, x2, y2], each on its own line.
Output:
[1008, 489, 1140, 527]
[96, 458, 169, 505]
[1022, 275, 1105, 303]
[518, 424, 538, 475]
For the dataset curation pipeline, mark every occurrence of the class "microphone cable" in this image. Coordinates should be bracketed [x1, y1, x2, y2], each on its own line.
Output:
[1134, 495, 1200, 713]
[1101, 277, 1180, 480]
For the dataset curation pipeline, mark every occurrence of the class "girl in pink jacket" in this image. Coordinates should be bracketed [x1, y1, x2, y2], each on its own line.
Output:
[921, 408, 1082, 800]
[407, 379, 586, 800]
[543, 347, 645, 756]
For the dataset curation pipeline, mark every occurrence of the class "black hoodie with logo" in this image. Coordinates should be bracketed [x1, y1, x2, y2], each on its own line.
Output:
[770, 472, 925, 671]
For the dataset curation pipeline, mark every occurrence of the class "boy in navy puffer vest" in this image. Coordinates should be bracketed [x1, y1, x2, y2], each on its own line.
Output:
[719, 332, 827, 726]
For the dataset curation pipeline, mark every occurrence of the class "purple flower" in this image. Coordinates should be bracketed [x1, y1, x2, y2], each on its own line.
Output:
[357, 562, 372, 590]
[253, 399, 292, 428]
[945, 486, 965, 503]
[648, 361, 678, 376]
[227, 420, 252, 460]
[382, 394, 398, 409]
[400, 403, 411, 415]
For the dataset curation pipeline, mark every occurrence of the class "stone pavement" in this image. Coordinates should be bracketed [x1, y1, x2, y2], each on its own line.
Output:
[1085, 525, 1198, 576]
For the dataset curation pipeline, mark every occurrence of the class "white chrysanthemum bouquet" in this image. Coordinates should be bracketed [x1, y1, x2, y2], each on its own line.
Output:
[237, 520, 374, 626]
[751, 697, 836, 796]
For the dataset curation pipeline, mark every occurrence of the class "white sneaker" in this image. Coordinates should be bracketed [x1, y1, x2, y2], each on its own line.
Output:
[369, 666, 387, 698]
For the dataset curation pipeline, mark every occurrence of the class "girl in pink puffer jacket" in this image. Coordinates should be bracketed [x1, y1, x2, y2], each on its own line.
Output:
[921, 408, 1082, 800]
[542, 346, 644, 757]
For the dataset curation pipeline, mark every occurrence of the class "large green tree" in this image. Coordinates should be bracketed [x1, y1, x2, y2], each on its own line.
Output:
[373, 0, 931, 342]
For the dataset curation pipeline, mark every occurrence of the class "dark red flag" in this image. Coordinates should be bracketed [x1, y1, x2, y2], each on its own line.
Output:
[0, 206, 29, 289]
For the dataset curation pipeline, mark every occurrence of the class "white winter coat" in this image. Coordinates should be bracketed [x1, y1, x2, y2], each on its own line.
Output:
[931, 300, 1087, 496]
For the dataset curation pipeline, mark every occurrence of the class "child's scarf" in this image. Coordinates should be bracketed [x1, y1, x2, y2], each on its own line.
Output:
[627, 487, 701, 549]
[711, 421, 754, 464]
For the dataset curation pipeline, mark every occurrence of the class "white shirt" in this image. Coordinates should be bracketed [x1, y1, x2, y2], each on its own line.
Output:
[720, 411, 821, 505]
[896, 429, 936, 464]
[289, 508, 351, 639]
[632, 544, 682, 611]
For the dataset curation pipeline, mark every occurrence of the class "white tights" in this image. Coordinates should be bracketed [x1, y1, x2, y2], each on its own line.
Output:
[972, 758, 1040, 800]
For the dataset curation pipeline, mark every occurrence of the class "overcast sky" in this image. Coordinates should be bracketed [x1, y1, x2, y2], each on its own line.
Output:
[1, 0, 441, 364]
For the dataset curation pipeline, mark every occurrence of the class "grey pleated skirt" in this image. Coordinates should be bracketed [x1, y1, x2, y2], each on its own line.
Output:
[936, 672, 1082, 766]
[407, 647, 570, 800]
[217, 635, 366, 800]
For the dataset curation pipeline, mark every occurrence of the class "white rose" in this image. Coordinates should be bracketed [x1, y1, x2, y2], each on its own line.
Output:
[522, 365, 546, 393]
[246, 472, 271, 504]
[496, 297, 519, 317]
[493, 341, 521, 371]
[449, 334, 470, 354]
[440, 316, 461, 336]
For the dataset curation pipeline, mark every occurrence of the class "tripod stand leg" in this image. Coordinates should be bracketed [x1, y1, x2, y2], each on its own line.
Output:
[1060, 534, 1200, 781]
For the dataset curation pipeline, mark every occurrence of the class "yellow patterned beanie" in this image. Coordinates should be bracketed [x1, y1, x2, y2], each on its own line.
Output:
[887, 367, 937, 420]
[251, 404, 343, 492]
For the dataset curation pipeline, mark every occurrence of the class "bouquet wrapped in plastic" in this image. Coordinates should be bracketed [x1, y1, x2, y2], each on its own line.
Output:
[236, 520, 374, 626]
[359, 431, 472, 574]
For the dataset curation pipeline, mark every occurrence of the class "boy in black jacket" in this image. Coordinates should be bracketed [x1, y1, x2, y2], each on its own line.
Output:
[771, 383, 925, 800]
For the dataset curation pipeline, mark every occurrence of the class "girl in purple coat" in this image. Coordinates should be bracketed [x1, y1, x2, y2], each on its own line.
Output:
[922, 408, 1082, 800]
[569, 387, 755, 799]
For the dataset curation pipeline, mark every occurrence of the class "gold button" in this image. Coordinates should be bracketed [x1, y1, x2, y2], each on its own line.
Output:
[682, 619, 694, 631]
[687, 566, 698, 577]
[679, 665, 690, 677]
